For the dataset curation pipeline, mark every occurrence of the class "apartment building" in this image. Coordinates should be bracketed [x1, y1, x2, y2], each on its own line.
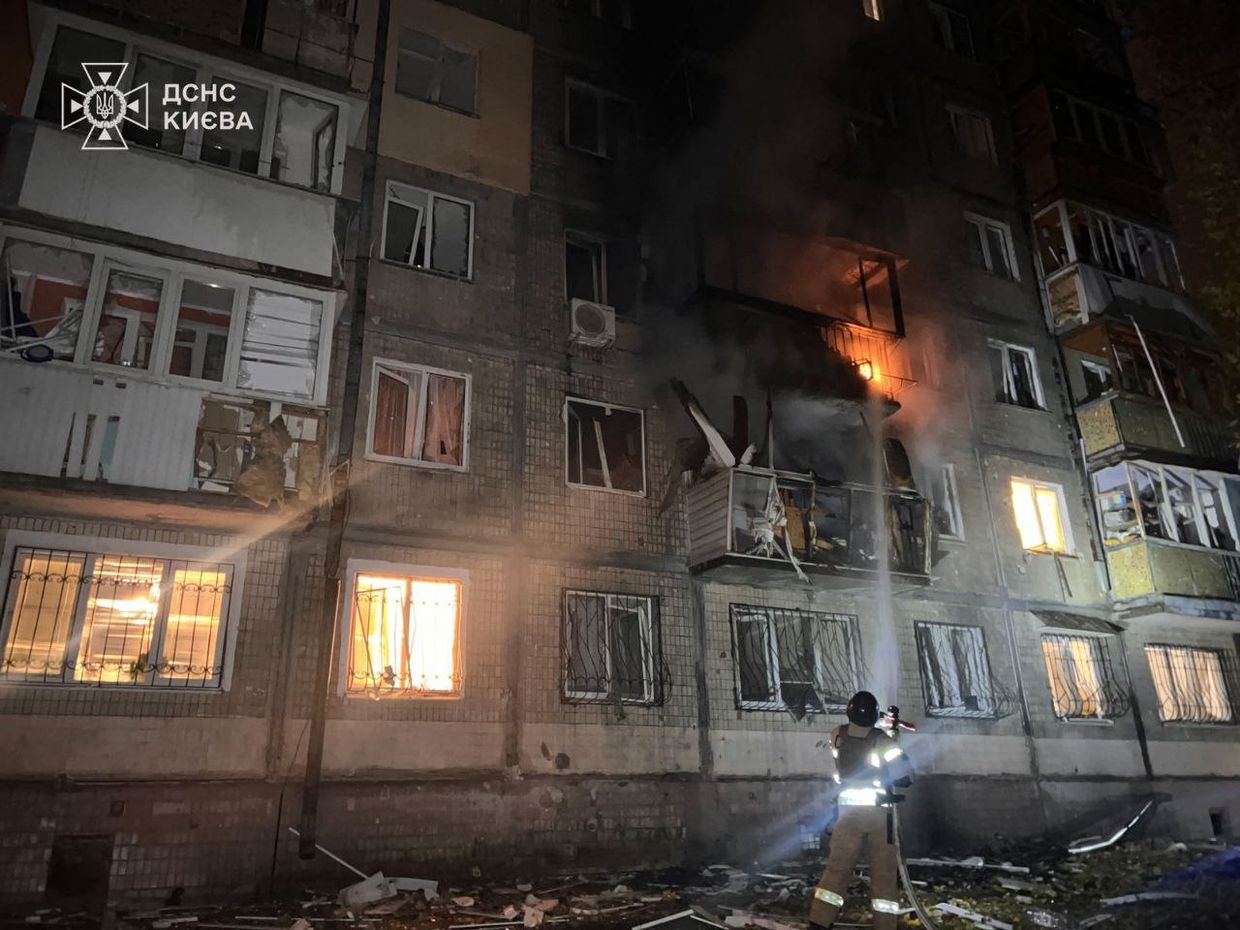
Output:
[0, 0, 1235, 905]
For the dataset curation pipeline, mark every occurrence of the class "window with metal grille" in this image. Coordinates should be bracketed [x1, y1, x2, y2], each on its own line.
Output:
[1145, 644, 1239, 724]
[1, 545, 236, 688]
[1041, 633, 1130, 720]
[562, 591, 663, 704]
[731, 605, 859, 716]
[914, 621, 1009, 718]
[343, 566, 464, 697]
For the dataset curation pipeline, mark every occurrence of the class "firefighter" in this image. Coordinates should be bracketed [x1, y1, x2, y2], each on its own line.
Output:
[809, 690, 912, 930]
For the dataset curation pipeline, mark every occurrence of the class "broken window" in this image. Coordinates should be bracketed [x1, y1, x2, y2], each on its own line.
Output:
[928, 2, 974, 57]
[1080, 357, 1112, 401]
[33, 26, 126, 124]
[367, 360, 469, 469]
[563, 591, 659, 704]
[1146, 644, 1237, 724]
[1042, 634, 1127, 720]
[731, 605, 859, 716]
[565, 232, 607, 304]
[195, 398, 324, 499]
[914, 622, 995, 717]
[199, 79, 267, 174]
[382, 183, 474, 279]
[946, 104, 995, 163]
[565, 81, 635, 158]
[91, 267, 165, 371]
[170, 279, 234, 382]
[1094, 464, 1142, 548]
[345, 569, 462, 696]
[1, 238, 93, 361]
[0, 543, 234, 688]
[271, 91, 339, 192]
[236, 289, 323, 400]
[1034, 205, 1070, 273]
[964, 213, 1017, 280]
[128, 54, 196, 154]
[565, 397, 645, 494]
[989, 341, 1043, 409]
[396, 28, 477, 114]
[931, 464, 963, 540]
[1010, 478, 1070, 554]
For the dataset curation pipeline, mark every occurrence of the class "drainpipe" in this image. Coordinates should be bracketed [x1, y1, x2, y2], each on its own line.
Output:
[297, 0, 391, 860]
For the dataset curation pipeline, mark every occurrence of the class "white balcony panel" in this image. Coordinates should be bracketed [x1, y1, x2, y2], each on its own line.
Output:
[19, 125, 335, 277]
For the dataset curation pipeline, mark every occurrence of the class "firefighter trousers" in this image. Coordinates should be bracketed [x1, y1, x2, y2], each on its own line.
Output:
[809, 805, 899, 930]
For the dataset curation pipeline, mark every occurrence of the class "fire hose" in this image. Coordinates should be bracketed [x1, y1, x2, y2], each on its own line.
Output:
[884, 706, 943, 930]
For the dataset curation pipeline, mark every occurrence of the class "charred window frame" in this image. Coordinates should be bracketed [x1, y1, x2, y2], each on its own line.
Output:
[365, 358, 471, 471]
[928, 2, 974, 58]
[730, 605, 860, 715]
[565, 80, 636, 158]
[1041, 633, 1130, 721]
[1145, 644, 1240, 725]
[562, 590, 663, 705]
[945, 104, 996, 163]
[931, 464, 964, 540]
[988, 340, 1045, 409]
[964, 213, 1019, 281]
[564, 397, 646, 496]
[914, 621, 1002, 718]
[0, 533, 242, 690]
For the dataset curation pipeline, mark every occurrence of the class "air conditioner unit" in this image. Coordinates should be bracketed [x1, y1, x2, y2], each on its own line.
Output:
[569, 298, 616, 348]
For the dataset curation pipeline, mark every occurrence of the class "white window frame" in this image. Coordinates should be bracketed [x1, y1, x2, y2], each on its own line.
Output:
[564, 396, 647, 497]
[1034, 200, 1185, 292]
[22, 7, 351, 195]
[0, 224, 336, 406]
[564, 79, 633, 158]
[914, 621, 996, 718]
[562, 590, 656, 704]
[564, 230, 609, 304]
[337, 559, 468, 699]
[1052, 90, 1153, 170]
[379, 181, 476, 280]
[935, 463, 965, 540]
[394, 28, 478, 115]
[1079, 357, 1113, 399]
[946, 103, 996, 163]
[364, 357, 472, 471]
[0, 530, 246, 691]
[732, 605, 861, 712]
[1145, 643, 1236, 725]
[989, 339, 1046, 409]
[1010, 477, 1075, 555]
[964, 212, 1020, 280]
[1098, 460, 1240, 552]
[928, 2, 974, 57]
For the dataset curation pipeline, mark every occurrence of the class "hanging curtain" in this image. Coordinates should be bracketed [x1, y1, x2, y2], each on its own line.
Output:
[422, 374, 465, 465]
[373, 369, 412, 458]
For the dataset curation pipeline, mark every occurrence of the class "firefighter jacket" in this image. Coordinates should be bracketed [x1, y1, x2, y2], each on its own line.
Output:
[829, 723, 913, 806]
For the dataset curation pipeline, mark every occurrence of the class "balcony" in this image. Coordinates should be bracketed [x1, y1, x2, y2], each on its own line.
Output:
[1044, 262, 1201, 333]
[1077, 394, 1234, 468]
[686, 466, 931, 584]
[1107, 539, 1240, 603]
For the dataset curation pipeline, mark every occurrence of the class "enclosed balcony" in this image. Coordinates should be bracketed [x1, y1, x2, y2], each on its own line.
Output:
[686, 466, 932, 584]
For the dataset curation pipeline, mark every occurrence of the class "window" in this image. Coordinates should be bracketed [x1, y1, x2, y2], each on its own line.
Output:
[565, 233, 608, 304]
[1042, 634, 1127, 720]
[964, 214, 1018, 280]
[1011, 478, 1071, 554]
[862, 0, 882, 21]
[91, 267, 165, 370]
[565, 398, 645, 494]
[931, 464, 964, 540]
[343, 564, 463, 697]
[915, 622, 996, 717]
[0, 539, 238, 689]
[946, 105, 996, 163]
[563, 591, 659, 703]
[731, 605, 859, 715]
[381, 182, 474, 279]
[565, 81, 635, 158]
[928, 3, 974, 57]
[1080, 358, 1112, 401]
[1049, 90, 1154, 172]
[1094, 462, 1240, 551]
[237, 289, 324, 400]
[1, 238, 94, 362]
[395, 29, 477, 114]
[28, 19, 344, 192]
[171, 279, 233, 382]
[367, 359, 470, 469]
[1146, 644, 1236, 724]
[989, 341, 1044, 409]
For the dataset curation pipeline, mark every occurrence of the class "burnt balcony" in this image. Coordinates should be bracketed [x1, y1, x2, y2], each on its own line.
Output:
[686, 466, 932, 584]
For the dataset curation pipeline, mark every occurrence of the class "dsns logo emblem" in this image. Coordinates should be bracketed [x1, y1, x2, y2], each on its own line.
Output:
[61, 63, 148, 151]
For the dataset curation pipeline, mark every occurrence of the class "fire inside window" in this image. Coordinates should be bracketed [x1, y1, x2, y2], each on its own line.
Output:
[346, 573, 462, 696]
[1010, 478, 1070, 553]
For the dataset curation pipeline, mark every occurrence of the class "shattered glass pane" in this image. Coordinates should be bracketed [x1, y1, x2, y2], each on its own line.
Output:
[92, 269, 164, 371]
[1, 239, 92, 360]
[237, 289, 322, 400]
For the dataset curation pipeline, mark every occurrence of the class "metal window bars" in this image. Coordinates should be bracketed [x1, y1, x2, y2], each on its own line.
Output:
[1145, 643, 1240, 725]
[731, 604, 863, 719]
[1041, 633, 1131, 721]
[914, 621, 1015, 719]
[561, 591, 669, 705]
[1, 547, 232, 687]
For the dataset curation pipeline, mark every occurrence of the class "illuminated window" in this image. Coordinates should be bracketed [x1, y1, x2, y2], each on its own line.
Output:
[946, 104, 996, 163]
[366, 359, 470, 469]
[563, 591, 659, 704]
[1010, 478, 1071, 553]
[0, 543, 235, 688]
[565, 397, 646, 494]
[1146, 644, 1236, 724]
[1042, 633, 1125, 720]
[964, 213, 1018, 280]
[344, 566, 464, 697]
[863, 0, 882, 21]
[989, 341, 1044, 409]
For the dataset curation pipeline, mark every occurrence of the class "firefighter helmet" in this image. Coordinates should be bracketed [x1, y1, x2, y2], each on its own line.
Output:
[846, 690, 879, 727]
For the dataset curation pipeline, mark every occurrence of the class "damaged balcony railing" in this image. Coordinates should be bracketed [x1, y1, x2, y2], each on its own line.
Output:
[195, 397, 325, 505]
[687, 466, 932, 580]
